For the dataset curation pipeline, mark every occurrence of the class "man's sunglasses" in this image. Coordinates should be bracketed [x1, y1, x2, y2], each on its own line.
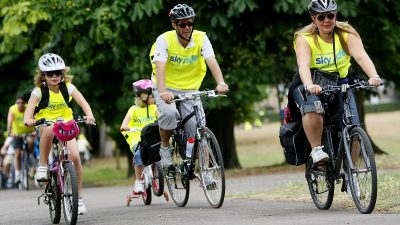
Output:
[316, 13, 336, 22]
[176, 22, 195, 28]
[44, 70, 63, 77]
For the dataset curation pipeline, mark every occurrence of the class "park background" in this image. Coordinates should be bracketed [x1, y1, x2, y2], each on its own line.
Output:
[0, 0, 399, 211]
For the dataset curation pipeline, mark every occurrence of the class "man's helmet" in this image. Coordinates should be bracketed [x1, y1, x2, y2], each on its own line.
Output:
[169, 4, 195, 21]
[38, 53, 66, 72]
[132, 79, 153, 97]
[308, 0, 337, 15]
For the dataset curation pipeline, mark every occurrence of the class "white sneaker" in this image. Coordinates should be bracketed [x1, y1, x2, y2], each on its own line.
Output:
[78, 198, 87, 215]
[202, 171, 216, 190]
[310, 146, 329, 164]
[133, 180, 144, 193]
[160, 146, 174, 168]
[35, 165, 48, 181]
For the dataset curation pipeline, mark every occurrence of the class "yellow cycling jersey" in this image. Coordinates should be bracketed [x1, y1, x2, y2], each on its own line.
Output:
[34, 83, 74, 121]
[9, 104, 34, 134]
[295, 32, 351, 78]
[150, 30, 207, 90]
[121, 104, 157, 151]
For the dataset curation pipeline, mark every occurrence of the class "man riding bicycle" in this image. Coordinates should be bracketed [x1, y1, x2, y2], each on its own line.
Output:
[149, 4, 229, 185]
[7, 97, 35, 185]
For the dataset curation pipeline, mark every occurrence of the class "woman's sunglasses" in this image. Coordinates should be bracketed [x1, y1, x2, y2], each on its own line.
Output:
[316, 13, 336, 22]
[176, 21, 195, 28]
[44, 70, 63, 77]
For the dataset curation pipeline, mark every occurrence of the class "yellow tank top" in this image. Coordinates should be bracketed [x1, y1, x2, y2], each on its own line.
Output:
[121, 104, 157, 151]
[34, 83, 73, 121]
[9, 104, 34, 134]
[295, 32, 351, 78]
[150, 30, 207, 90]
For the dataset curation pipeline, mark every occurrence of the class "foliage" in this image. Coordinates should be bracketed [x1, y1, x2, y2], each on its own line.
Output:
[0, 0, 399, 156]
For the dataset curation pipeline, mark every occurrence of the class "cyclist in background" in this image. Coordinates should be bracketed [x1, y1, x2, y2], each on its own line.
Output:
[24, 53, 95, 215]
[149, 4, 229, 181]
[289, 0, 382, 164]
[120, 79, 158, 194]
[7, 97, 35, 185]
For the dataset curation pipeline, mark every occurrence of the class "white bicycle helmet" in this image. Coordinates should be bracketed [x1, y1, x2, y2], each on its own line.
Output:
[38, 53, 66, 72]
[308, 0, 337, 15]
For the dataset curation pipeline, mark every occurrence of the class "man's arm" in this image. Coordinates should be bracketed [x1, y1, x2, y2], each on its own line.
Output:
[7, 109, 14, 136]
[205, 56, 229, 93]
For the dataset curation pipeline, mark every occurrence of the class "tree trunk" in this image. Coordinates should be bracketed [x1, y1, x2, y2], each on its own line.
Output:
[206, 108, 241, 169]
[354, 91, 387, 154]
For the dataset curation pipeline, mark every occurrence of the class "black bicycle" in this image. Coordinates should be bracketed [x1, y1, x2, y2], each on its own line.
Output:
[305, 79, 378, 214]
[165, 90, 226, 208]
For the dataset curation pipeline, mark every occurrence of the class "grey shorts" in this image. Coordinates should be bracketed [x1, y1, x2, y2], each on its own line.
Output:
[153, 88, 205, 138]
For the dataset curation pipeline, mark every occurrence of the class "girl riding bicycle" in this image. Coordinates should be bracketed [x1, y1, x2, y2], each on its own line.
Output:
[24, 53, 95, 215]
[120, 79, 158, 194]
[289, 0, 382, 164]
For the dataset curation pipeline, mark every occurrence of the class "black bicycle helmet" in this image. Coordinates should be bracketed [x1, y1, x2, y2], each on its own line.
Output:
[169, 4, 195, 21]
[308, 0, 337, 15]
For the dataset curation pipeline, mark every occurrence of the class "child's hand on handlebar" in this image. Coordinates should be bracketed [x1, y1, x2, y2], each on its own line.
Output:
[368, 75, 382, 87]
[84, 116, 96, 125]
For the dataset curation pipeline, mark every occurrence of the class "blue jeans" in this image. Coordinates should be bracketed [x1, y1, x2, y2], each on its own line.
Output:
[292, 84, 360, 126]
[132, 144, 143, 166]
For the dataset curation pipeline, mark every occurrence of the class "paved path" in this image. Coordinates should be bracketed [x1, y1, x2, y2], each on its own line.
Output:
[0, 172, 399, 225]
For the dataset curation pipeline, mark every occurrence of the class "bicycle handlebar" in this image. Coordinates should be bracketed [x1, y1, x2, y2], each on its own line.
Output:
[34, 116, 96, 127]
[173, 90, 226, 101]
[320, 80, 380, 95]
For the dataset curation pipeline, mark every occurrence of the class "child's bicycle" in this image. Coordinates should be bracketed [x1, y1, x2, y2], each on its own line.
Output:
[122, 127, 168, 206]
[35, 116, 94, 225]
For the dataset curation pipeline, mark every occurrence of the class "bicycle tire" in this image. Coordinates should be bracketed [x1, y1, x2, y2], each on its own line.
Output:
[62, 162, 79, 225]
[165, 138, 189, 207]
[305, 158, 334, 210]
[21, 149, 30, 191]
[49, 173, 61, 224]
[152, 161, 164, 197]
[142, 186, 152, 205]
[346, 127, 377, 214]
[198, 127, 225, 208]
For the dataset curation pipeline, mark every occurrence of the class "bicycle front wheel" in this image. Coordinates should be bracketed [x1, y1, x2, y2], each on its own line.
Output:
[20, 149, 30, 190]
[305, 158, 334, 210]
[152, 161, 164, 197]
[198, 127, 225, 208]
[346, 127, 377, 214]
[62, 163, 78, 225]
[165, 139, 189, 207]
[49, 173, 61, 224]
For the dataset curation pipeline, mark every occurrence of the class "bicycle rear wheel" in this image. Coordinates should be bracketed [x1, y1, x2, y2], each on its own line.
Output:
[152, 161, 164, 197]
[198, 127, 225, 208]
[62, 163, 78, 225]
[49, 173, 61, 224]
[165, 139, 189, 207]
[305, 158, 334, 210]
[346, 127, 377, 214]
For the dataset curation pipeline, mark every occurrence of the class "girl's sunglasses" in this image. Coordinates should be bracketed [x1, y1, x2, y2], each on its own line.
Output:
[44, 70, 63, 77]
[176, 21, 195, 28]
[316, 13, 336, 21]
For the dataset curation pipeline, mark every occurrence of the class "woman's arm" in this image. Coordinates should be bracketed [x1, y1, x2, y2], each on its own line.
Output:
[347, 33, 382, 86]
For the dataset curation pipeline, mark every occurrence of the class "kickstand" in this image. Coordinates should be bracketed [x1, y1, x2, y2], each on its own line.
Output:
[37, 192, 45, 206]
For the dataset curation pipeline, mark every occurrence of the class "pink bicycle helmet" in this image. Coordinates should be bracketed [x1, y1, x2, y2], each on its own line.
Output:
[132, 79, 153, 97]
[53, 119, 80, 142]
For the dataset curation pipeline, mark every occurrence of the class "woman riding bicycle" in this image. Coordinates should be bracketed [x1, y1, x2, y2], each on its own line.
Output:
[120, 79, 158, 194]
[289, 0, 382, 164]
[149, 4, 229, 176]
[24, 53, 96, 215]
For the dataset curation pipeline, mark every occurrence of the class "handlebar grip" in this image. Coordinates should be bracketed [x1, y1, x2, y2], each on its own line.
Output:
[35, 118, 46, 126]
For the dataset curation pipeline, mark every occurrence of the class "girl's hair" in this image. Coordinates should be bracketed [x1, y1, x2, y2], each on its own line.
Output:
[294, 20, 361, 55]
[34, 70, 73, 87]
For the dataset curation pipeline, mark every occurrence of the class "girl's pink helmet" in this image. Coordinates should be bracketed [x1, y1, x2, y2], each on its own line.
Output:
[53, 119, 80, 142]
[132, 79, 153, 97]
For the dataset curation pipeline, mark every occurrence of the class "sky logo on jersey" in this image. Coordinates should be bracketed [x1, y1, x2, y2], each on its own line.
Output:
[315, 49, 346, 65]
[133, 116, 155, 123]
[170, 55, 198, 64]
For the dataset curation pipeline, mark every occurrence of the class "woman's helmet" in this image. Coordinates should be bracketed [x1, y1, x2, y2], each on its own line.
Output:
[169, 4, 195, 21]
[53, 119, 80, 142]
[308, 0, 337, 15]
[132, 79, 153, 97]
[38, 53, 66, 72]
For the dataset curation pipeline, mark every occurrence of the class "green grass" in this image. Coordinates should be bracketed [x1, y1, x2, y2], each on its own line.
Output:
[83, 158, 131, 187]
